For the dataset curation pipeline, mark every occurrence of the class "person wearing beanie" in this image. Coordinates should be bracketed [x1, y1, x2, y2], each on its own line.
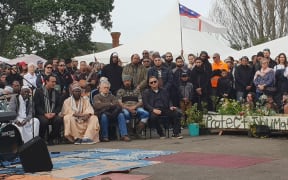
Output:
[116, 74, 149, 138]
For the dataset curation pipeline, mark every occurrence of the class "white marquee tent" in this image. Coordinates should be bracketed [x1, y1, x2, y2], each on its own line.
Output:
[8, 54, 47, 65]
[74, 2, 236, 64]
[229, 35, 288, 60]
[0, 56, 9, 62]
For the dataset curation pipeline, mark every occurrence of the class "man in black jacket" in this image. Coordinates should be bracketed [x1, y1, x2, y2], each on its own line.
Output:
[142, 76, 182, 139]
[234, 56, 254, 101]
[34, 75, 63, 145]
[101, 52, 123, 95]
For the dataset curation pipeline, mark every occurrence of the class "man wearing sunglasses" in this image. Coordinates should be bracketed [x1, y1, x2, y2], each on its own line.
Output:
[142, 76, 183, 139]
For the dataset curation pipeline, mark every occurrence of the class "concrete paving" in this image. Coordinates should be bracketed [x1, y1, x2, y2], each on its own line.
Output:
[48, 129, 288, 180]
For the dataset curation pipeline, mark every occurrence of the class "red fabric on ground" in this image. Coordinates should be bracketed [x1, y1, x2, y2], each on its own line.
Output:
[148, 152, 274, 168]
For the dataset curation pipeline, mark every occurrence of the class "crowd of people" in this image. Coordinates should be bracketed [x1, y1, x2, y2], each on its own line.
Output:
[1, 48, 288, 145]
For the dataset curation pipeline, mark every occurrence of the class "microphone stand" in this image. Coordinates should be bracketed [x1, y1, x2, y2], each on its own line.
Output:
[22, 74, 37, 139]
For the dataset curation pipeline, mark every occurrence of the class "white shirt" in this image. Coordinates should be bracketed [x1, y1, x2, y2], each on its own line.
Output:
[23, 72, 37, 88]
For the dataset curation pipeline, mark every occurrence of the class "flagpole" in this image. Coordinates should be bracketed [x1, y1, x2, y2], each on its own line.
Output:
[178, 2, 185, 61]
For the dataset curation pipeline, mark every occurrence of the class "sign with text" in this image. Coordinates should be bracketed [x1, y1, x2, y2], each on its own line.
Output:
[204, 115, 288, 130]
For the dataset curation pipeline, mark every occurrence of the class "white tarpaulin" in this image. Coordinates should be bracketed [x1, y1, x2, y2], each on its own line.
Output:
[8, 54, 47, 65]
[230, 35, 288, 60]
[74, 1, 236, 64]
[0, 56, 10, 62]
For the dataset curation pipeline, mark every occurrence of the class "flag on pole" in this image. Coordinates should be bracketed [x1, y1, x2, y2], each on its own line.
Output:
[179, 4, 226, 33]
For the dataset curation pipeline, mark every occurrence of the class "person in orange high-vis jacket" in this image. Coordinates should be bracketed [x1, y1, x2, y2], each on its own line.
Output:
[211, 53, 229, 96]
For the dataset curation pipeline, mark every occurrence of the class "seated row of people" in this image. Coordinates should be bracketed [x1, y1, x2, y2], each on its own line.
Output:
[8, 74, 183, 145]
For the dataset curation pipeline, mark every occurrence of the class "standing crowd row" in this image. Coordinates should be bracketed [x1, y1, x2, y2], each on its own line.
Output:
[0, 48, 288, 145]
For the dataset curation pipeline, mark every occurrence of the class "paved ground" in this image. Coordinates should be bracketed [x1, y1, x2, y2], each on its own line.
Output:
[48, 129, 288, 180]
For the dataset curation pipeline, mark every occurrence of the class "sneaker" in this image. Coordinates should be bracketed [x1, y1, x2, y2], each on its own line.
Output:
[81, 138, 96, 144]
[171, 134, 183, 139]
[121, 136, 131, 142]
[74, 138, 82, 145]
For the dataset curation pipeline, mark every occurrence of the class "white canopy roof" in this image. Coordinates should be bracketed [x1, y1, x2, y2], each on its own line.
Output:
[230, 36, 288, 60]
[0, 56, 10, 62]
[8, 54, 47, 65]
[74, 2, 236, 64]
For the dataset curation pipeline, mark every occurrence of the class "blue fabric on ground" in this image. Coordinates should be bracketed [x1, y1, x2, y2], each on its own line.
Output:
[0, 148, 177, 179]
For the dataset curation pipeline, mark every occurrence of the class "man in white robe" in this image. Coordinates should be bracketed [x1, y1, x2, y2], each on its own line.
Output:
[8, 86, 40, 143]
[61, 82, 100, 144]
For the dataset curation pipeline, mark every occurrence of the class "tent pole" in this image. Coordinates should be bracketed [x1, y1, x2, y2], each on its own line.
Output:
[178, 2, 185, 61]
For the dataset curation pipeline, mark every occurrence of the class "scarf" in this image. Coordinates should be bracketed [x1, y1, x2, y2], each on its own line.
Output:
[17, 95, 28, 121]
[43, 86, 55, 113]
[70, 96, 83, 113]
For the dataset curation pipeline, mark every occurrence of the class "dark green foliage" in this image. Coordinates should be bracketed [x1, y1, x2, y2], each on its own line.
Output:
[0, 0, 114, 59]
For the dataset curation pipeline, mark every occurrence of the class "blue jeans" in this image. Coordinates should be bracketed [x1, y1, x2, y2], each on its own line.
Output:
[100, 113, 128, 138]
[122, 108, 149, 123]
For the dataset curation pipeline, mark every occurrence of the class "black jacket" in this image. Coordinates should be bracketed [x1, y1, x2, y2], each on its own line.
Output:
[234, 65, 254, 91]
[34, 87, 62, 116]
[142, 88, 171, 112]
[101, 55, 123, 95]
[190, 66, 210, 96]
[217, 77, 232, 97]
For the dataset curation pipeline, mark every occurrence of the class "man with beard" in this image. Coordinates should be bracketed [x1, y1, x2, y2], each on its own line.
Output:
[116, 75, 149, 137]
[163, 52, 176, 70]
[171, 56, 190, 107]
[122, 54, 147, 91]
[263, 48, 277, 68]
[147, 54, 173, 92]
[61, 82, 100, 144]
[234, 56, 254, 101]
[190, 58, 210, 110]
[8, 86, 40, 143]
[101, 52, 123, 95]
[55, 59, 73, 100]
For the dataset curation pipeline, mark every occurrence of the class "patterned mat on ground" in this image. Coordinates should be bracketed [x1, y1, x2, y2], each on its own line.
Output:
[0, 148, 176, 179]
[148, 152, 275, 168]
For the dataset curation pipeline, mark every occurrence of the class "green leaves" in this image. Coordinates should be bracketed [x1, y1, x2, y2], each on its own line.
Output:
[185, 103, 204, 125]
[0, 0, 114, 59]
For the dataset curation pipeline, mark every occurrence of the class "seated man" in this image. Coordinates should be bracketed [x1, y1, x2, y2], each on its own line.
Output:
[34, 75, 63, 145]
[61, 82, 100, 144]
[116, 75, 149, 137]
[8, 86, 40, 143]
[142, 76, 183, 139]
[93, 80, 131, 142]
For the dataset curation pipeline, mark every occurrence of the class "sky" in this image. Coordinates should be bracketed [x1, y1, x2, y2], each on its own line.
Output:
[91, 0, 214, 44]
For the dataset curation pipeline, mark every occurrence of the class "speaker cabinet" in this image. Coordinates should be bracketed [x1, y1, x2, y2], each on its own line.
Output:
[18, 136, 53, 172]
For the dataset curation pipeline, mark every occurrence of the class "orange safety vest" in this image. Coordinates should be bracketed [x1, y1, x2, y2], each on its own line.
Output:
[211, 61, 229, 88]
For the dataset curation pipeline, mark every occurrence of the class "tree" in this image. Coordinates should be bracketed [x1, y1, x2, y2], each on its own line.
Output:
[210, 0, 288, 50]
[0, 0, 114, 59]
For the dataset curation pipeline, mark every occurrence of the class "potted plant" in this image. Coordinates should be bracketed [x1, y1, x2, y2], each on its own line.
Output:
[185, 103, 206, 136]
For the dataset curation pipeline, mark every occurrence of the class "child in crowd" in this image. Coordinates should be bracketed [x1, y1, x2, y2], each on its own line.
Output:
[217, 69, 232, 99]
